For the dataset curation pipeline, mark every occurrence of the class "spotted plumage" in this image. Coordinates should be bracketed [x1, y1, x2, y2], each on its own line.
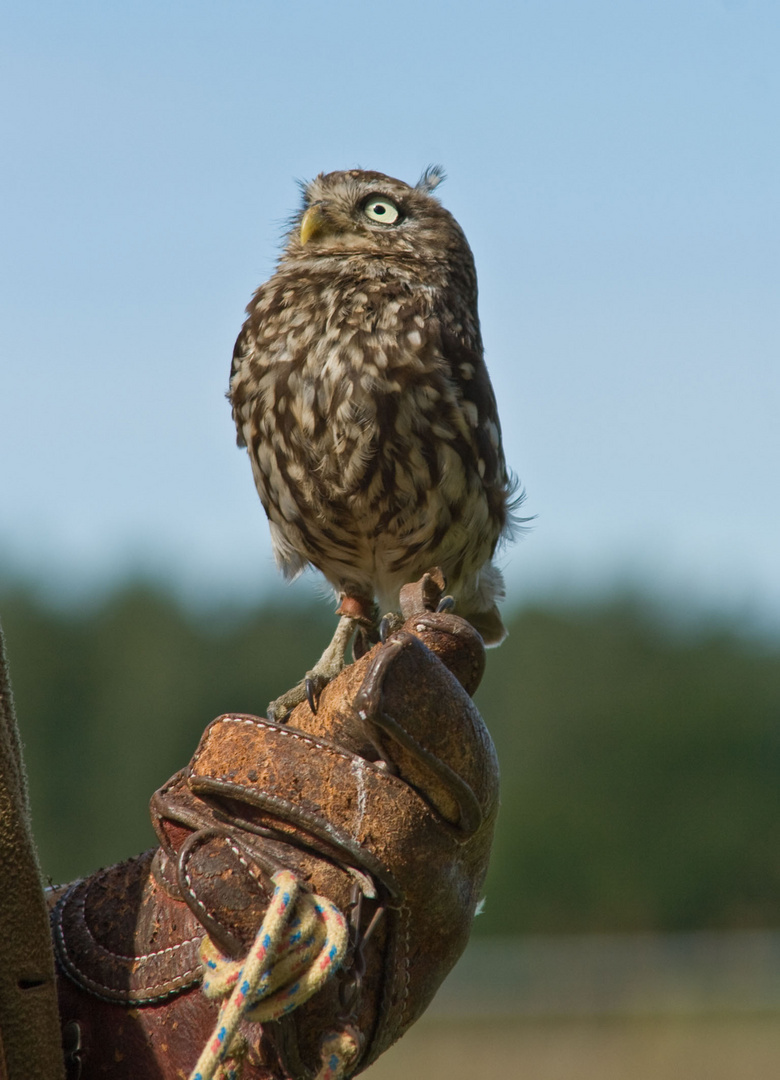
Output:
[229, 167, 516, 651]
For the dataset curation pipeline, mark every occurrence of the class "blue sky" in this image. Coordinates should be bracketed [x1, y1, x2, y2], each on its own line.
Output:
[1, 1, 778, 630]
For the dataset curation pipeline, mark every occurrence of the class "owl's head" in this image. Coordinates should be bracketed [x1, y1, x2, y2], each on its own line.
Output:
[284, 167, 473, 269]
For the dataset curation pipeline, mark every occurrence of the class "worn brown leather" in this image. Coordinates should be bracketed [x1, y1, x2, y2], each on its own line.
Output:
[0, 620, 65, 1080]
[51, 573, 500, 1079]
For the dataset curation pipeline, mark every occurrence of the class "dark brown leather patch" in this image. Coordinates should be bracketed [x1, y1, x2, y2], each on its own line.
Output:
[52, 850, 204, 1004]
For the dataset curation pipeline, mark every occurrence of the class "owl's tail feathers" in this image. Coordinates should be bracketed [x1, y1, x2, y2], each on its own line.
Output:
[458, 562, 508, 647]
[502, 472, 535, 545]
[463, 605, 507, 647]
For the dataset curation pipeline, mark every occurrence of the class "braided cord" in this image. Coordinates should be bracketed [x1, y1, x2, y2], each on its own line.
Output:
[189, 869, 352, 1080]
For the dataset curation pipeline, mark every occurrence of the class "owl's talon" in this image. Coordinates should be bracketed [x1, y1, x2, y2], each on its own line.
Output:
[379, 614, 404, 643]
[436, 595, 456, 614]
[305, 677, 320, 714]
[267, 700, 292, 724]
[267, 615, 359, 722]
[267, 683, 307, 723]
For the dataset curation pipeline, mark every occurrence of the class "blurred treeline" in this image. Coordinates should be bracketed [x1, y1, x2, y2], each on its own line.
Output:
[2, 583, 779, 936]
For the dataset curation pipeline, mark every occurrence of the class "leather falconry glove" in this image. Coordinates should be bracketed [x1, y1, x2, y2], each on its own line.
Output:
[50, 571, 500, 1080]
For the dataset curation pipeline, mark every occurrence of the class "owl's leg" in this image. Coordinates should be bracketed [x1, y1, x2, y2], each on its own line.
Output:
[310, 614, 362, 699]
[336, 594, 380, 661]
[267, 596, 379, 722]
[267, 615, 358, 722]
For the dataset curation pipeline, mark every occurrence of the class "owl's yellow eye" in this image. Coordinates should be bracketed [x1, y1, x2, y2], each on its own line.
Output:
[362, 196, 400, 226]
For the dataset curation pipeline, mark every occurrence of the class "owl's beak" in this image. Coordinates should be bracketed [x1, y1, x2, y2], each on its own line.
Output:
[299, 203, 331, 245]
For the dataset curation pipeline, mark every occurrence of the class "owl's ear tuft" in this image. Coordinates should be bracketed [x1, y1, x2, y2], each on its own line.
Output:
[416, 165, 446, 193]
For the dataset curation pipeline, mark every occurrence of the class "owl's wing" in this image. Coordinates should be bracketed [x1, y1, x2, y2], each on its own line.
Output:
[437, 326, 513, 535]
[228, 322, 253, 449]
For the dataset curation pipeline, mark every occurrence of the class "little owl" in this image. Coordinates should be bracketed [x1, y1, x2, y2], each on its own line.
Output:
[229, 167, 517, 719]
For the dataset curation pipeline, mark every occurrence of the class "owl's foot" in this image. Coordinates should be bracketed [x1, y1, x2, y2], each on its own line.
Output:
[267, 615, 359, 722]
[379, 613, 405, 643]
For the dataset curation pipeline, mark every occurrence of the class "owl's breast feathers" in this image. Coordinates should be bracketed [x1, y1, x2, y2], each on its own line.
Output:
[229, 264, 511, 599]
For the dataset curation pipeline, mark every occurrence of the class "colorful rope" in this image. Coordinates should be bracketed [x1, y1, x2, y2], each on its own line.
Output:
[188, 869, 352, 1080]
[315, 1029, 361, 1080]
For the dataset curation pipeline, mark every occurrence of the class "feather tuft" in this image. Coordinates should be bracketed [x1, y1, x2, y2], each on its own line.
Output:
[416, 164, 446, 193]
